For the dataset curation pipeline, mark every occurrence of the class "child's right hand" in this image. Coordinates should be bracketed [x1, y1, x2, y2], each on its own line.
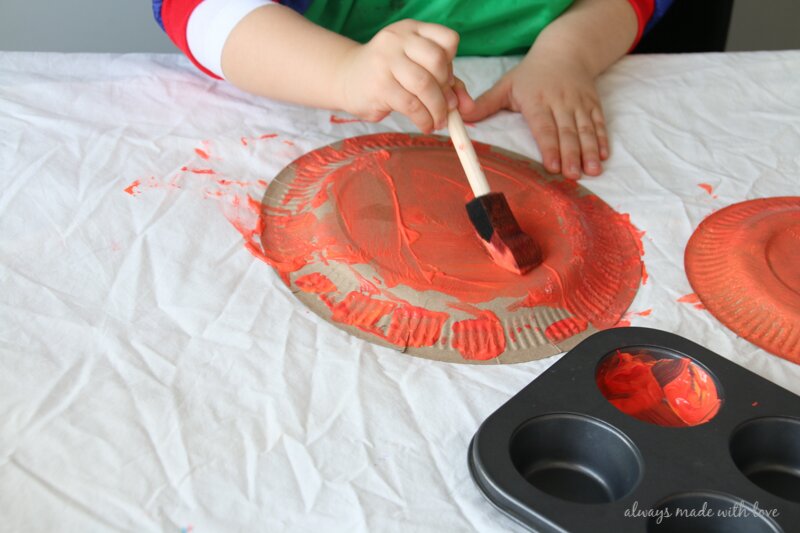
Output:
[336, 20, 461, 133]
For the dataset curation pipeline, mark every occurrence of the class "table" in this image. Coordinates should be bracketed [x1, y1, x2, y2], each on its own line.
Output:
[1, 50, 799, 532]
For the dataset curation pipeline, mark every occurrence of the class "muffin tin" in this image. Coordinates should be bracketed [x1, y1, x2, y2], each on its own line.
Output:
[468, 327, 800, 532]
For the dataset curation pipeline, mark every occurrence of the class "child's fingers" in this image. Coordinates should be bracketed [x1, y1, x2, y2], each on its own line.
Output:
[392, 58, 451, 130]
[413, 22, 459, 61]
[552, 107, 582, 179]
[591, 107, 610, 160]
[459, 76, 510, 122]
[575, 109, 602, 176]
[403, 34, 452, 87]
[452, 77, 474, 110]
[522, 105, 561, 174]
[386, 82, 436, 133]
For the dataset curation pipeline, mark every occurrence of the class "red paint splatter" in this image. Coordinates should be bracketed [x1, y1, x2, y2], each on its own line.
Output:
[699, 183, 718, 199]
[124, 179, 141, 196]
[195, 148, 210, 160]
[544, 317, 589, 343]
[259, 134, 278, 140]
[678, 293, 706, 310]
[283, 140, 295, 146]
[330, 114, 364, 124]
[451, 310, 506, 360]
[181, 167, 216, 175]
[614, 308, 653, 327]
[596, 350, 722, 427]
[240, 137, 248, 146]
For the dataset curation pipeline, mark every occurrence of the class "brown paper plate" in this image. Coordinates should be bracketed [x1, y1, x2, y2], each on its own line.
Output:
[685, 197, 800, 364]
[259, 133, 643, 363]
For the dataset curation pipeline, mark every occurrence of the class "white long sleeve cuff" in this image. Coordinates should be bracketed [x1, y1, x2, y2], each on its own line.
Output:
[186, 0, 274, 79]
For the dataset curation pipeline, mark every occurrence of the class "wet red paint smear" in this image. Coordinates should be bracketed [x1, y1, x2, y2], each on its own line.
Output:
[699, 183, 718, 199]
[596, 350, 722, 427]
[678, 292, 706, 310]
[329, 291, 396, 336]
[295, 272, 337, 294]
[544, 317, 589, 342]
[195, 148, 210, 160]
[330, 114, 364, 124]
[451, 310, 506, 360]
[124, 179, 141, 196]
[181, 166, 216, 175]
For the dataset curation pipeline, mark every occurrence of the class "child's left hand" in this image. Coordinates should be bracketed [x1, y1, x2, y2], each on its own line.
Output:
[459, 52, 609, 180]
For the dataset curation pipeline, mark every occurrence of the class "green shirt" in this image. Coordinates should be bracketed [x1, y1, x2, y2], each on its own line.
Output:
[303, 0, 575, 56]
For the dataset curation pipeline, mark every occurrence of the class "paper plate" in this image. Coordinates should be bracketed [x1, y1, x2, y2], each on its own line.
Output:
[685, 197, 800, 364]
[259, 133, 643, 363]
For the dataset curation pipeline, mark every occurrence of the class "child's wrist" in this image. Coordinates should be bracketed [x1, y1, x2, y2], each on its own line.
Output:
[332, 43, 362, 113]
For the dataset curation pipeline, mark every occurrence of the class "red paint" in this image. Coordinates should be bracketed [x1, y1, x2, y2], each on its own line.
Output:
[195, 148, 210, 160]
[241, 137, 248, 146]
[699, 183, 718, 198]
[295, 272, 337, 294]
[596, 350, 722, 427]
[181, 167, 216, 175]
[451, 310, 505, 360]
[330, 114, 364, 124]
[752, 401, 759, 407]
[283, 140, 295, 146]
[614, 308, 653, 327]
[678, 292, 706, 310]
[259, 134, 278, 140]
[544, 317, 589, 343]
[329, 291, 395, 336]
[124, 179, 141, 196]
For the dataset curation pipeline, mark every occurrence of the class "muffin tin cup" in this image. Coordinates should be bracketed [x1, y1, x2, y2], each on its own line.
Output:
[468, 327, 800, 532]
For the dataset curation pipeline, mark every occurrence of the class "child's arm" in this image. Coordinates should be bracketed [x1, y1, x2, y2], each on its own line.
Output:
[221, 4, 460, 132]
[460, 0, 639, 179]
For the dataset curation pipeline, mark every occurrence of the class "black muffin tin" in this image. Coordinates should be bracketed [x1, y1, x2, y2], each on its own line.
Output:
[468, 327, 800, 532]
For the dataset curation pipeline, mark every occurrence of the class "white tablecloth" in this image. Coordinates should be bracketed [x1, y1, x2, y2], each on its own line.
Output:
[1, 50, 799, 532]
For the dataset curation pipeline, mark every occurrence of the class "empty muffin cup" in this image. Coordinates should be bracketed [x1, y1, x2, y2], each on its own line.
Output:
[595, 347, 723, 427]
[730, 416, 800, 503]
[509, 413, 643, 504]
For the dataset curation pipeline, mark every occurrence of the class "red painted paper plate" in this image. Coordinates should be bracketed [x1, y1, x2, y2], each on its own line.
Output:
[685, 197, 800, 364]
[260, 133, 643, 363]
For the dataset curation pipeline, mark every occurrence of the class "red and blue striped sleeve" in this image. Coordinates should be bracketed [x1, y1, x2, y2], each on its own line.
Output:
[626, 0, 675, 49]
[152, 0, 313, 79]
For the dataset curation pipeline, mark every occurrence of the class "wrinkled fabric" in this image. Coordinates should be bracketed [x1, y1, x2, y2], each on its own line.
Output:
[1, 51, 799, 532]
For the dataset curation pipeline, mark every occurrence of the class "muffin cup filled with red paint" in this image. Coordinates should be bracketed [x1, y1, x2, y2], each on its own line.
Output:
[595, 347, 723, 427]
[468, 327, 800, 533]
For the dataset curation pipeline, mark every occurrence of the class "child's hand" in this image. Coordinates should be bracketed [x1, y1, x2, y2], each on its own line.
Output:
[337, 20, 461, 133]
[460, 53, 609, 180]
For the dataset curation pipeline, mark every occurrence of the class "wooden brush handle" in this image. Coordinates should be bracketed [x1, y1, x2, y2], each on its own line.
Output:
[448, 109, 490, 197]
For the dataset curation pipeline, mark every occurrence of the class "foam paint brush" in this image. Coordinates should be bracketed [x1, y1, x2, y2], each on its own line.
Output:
[448, 110, 543, 275]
